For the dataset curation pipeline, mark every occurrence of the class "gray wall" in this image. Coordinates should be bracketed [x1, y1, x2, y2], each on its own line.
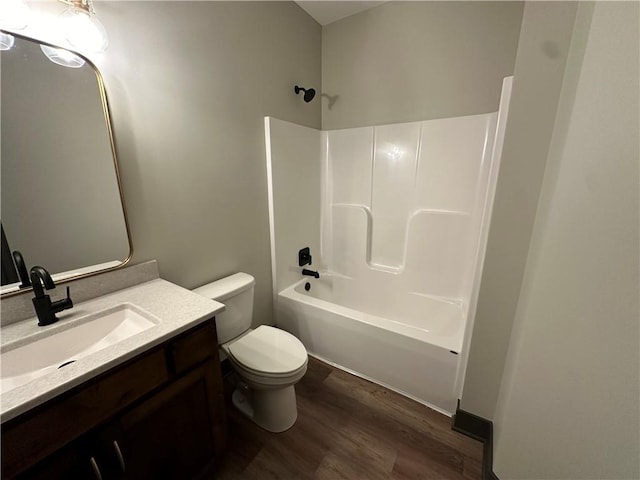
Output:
[493, 2, 639, 476]
[460, 2, 579, 419]
[321, 1, 523, 129]
[92, 1, 321, 326]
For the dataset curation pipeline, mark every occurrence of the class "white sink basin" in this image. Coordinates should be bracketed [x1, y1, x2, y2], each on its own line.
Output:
[1, 304, 158, 393]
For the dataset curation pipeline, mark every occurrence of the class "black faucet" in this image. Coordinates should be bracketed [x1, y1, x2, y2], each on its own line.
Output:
[30, 266, 73, 326]
[302, 268, 320, 279]
[12, 251, 31, 289]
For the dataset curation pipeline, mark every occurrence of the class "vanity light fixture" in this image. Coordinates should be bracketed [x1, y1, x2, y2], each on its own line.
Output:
[40, 44, 86, 68]
[58, 0, 108, 53]
[0, 31, 16, 50]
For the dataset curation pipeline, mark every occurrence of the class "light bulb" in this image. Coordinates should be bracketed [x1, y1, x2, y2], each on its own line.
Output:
[61, 3, 108, 53]
[0, 32, 16, 50]
[0, 0, 30, 30]
[40, 44, 86, 68]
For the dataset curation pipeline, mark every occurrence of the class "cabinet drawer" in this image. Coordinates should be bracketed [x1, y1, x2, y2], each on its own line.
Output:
[169, 319, 218, 374]
[2, 349, 169, 478]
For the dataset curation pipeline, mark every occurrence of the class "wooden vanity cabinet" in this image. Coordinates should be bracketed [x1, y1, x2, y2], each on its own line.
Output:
[1, 318, 226, 480]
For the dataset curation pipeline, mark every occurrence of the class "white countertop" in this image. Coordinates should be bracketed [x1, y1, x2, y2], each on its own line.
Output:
[0, 278, 225, 423]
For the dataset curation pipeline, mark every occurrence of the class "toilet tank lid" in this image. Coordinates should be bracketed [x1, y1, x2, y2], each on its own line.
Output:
[193, 272, 255, 301]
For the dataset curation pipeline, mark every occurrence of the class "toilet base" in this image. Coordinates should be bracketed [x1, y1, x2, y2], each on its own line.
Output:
[232, 386, 254, 419]
[232, 383, 298, 433]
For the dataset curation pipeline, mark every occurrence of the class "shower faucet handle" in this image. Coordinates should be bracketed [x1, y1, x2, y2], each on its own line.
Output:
[298, 247, 312, 266]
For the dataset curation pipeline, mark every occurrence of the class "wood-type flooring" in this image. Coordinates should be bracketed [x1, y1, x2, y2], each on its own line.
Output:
[214, 357, 483, 479]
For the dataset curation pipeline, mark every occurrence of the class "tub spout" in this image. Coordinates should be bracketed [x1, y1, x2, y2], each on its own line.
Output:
[302, 268, 319, 279]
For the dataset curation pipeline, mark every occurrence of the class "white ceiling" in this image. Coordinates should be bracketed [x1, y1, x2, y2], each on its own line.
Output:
[295, 1, 387, 26]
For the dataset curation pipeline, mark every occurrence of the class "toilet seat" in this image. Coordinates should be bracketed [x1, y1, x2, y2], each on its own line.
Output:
[227, 325, 307, 376]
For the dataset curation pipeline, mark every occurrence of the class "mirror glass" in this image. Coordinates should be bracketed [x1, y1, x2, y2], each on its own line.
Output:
[1, 32, 131, 296]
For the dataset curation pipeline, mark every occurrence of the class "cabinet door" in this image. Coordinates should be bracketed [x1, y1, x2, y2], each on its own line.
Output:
[17, 434, 106, 480]
[110, 360, 226, 480]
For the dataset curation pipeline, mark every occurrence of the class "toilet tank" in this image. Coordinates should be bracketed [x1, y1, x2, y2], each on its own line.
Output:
[192, 272, 255, 344]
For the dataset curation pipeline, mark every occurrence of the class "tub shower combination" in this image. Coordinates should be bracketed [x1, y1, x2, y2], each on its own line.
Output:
[266, 78, 512, 414]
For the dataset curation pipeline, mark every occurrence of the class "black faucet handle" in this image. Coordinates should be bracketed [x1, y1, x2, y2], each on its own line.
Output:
[299, 247, 312, 266]
[52, 286, 73, 312]
[60, 286, 72, 304]
[66, 286, 73, 307]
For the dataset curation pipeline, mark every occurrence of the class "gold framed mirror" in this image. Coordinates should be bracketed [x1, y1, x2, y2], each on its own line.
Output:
[1, 31, 132, 297]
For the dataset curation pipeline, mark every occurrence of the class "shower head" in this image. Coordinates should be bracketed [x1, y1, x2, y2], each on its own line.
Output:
[294, 85, 316, 103]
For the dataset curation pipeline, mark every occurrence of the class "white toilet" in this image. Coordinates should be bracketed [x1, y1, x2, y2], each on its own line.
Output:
[193, 272, 308, 433]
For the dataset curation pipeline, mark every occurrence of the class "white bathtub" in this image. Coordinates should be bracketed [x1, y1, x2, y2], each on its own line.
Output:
[276, 275, 463, 415]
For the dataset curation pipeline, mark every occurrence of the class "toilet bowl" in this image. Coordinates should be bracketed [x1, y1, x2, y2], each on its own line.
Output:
[193, 273, 307, 432]
[223, 325, 307, 431]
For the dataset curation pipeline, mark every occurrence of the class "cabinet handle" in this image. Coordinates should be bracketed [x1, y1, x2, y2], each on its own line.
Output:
[113, 440, 126, 472]
[89, 457, 103, 480]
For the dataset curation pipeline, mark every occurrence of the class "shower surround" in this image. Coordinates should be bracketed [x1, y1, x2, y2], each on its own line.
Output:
[266, 78, 512, 414]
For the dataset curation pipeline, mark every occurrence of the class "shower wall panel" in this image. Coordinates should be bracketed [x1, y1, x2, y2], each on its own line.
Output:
[328, 127, 373, 206]
[370, 122, 421, 269]
[323, 112, 498, 309]
[265, 117, 322, 295]
[415, 115, 497, 213]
